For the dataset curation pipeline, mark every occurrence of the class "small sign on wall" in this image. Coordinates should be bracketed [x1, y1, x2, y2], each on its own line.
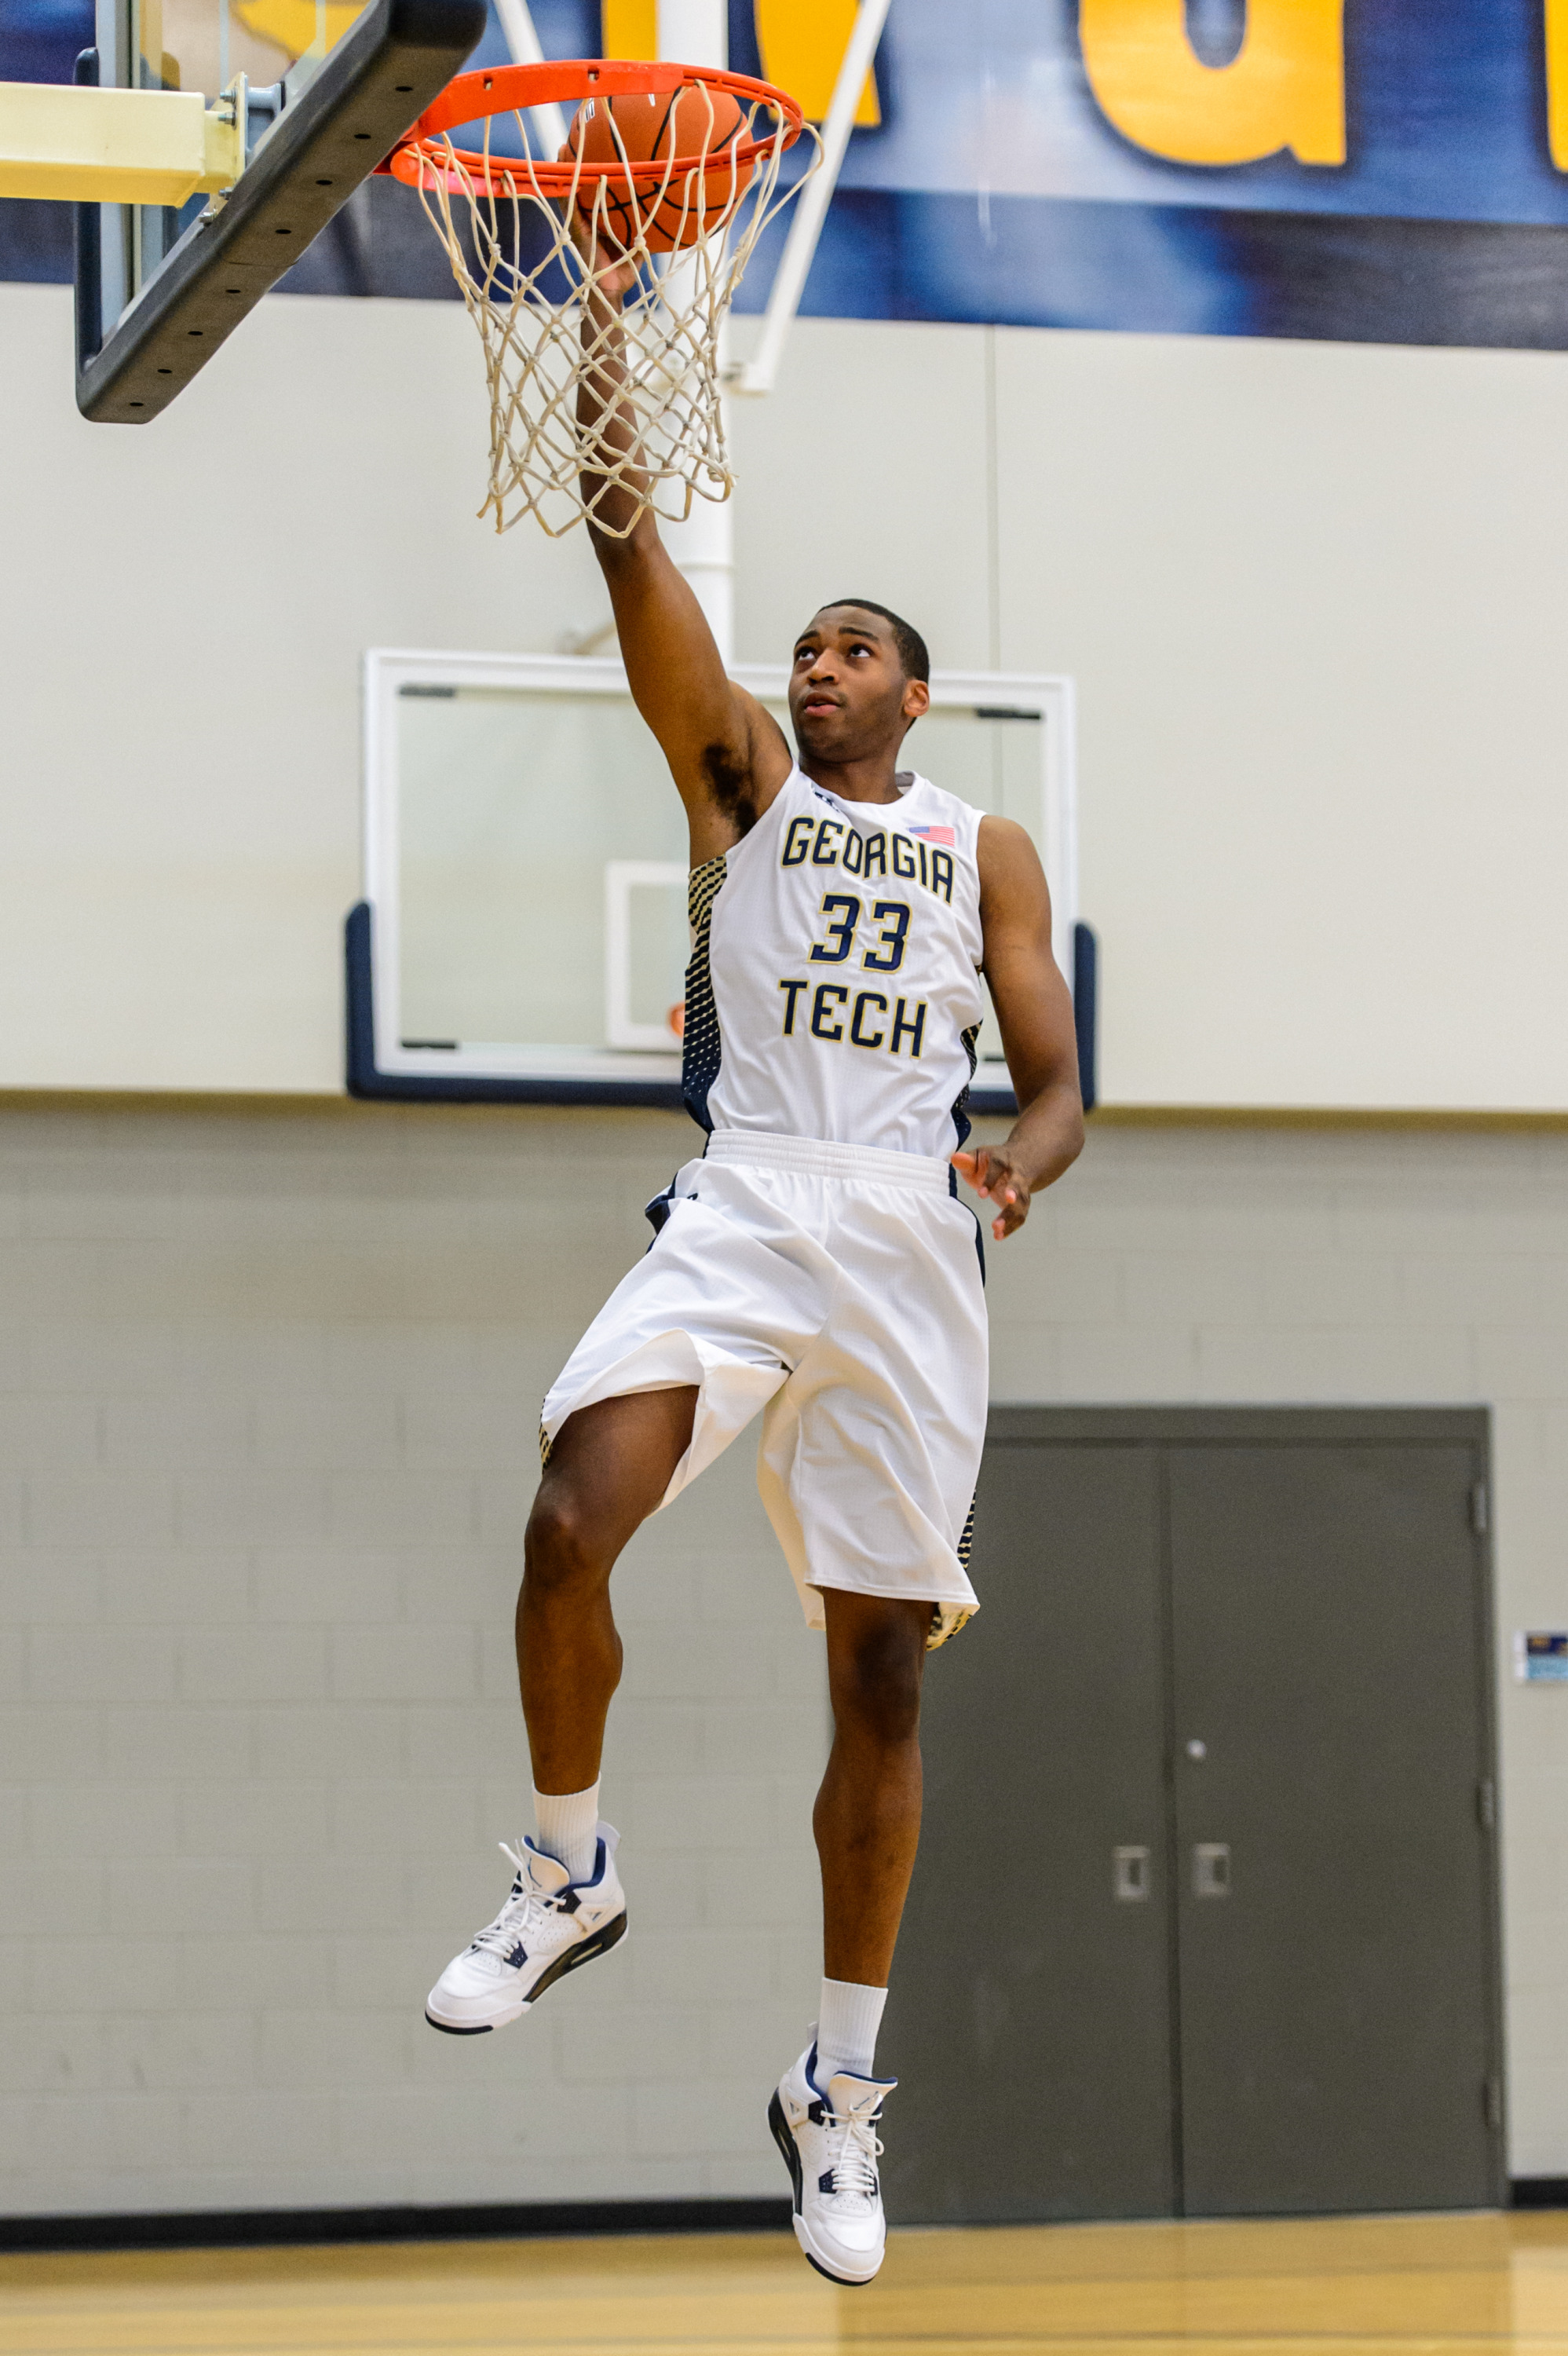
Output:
[1515, 1633, 1568, 1683]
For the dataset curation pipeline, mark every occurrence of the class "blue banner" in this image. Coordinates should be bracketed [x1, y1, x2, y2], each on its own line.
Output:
[6, 0, 1568, 346]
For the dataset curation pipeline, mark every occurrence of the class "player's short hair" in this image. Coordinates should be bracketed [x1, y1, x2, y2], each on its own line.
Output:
[821, 598, 930, 685]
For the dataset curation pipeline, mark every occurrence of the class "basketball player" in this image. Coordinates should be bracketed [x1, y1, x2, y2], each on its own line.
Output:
[426, 239, 1084, 2286]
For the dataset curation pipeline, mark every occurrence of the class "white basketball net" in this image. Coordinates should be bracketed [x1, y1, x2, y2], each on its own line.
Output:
[404, 93, 816, 538]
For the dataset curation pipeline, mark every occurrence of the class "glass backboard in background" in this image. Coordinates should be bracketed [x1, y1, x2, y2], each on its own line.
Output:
[394, 682, 690, 1059]
[360, 650, 1076, 1099]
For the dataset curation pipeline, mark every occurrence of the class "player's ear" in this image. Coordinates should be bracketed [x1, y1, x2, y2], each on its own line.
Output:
[901, 676, 930, 726]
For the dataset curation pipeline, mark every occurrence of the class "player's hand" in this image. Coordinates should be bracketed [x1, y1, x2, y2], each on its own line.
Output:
[951, 1145, 1035, 1240]
[565, 203, 639, 303]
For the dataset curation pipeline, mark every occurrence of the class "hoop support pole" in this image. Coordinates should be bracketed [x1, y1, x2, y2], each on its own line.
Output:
[657, 0, 726, 63]
[657, 0, 736, 668]
[729, 0, 891, 397]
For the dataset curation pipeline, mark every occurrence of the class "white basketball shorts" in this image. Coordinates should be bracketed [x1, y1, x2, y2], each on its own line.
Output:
[539, 1129, 988, 1647]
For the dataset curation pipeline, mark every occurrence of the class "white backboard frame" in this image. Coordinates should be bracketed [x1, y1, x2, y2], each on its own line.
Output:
[359, 647, 1077, 1103]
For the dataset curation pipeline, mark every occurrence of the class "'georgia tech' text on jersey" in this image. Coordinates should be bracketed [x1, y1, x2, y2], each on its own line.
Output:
[682, 765, 987, 1159]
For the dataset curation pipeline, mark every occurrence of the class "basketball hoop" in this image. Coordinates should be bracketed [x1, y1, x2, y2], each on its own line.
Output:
[381, 60, 816, 538]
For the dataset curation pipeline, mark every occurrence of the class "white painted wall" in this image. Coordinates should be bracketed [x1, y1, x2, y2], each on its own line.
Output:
[730, 320, 1568, 1113]
[986, 331, 1568, 1114]
[5, 287, 1568, 1105]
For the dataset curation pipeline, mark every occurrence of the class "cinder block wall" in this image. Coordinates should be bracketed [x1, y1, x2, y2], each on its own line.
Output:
[0, 1102, 825, 2216]
[3, 1103, 1568, 2213]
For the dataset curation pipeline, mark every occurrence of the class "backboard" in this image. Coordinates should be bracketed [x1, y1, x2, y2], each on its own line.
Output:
[75, 0, 485, 419]
[348, 646, 1089, 1113]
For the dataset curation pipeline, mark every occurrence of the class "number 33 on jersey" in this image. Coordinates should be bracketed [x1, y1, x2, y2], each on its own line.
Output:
[683, 767, 988, 1160]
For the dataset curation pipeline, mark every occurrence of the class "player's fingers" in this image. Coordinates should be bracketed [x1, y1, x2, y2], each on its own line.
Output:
[989, 1175, 1029, 1238]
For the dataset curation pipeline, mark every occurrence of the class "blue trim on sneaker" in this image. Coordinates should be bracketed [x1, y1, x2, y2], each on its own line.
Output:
[522, 1834, 609, 1890]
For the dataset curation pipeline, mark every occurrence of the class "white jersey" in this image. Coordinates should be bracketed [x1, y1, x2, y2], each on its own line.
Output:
[683, 765, 987, 1159]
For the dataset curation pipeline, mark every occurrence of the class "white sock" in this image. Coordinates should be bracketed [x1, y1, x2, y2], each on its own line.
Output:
[532, 1781, 600, 1886]
[816, 1977, 888, 2085]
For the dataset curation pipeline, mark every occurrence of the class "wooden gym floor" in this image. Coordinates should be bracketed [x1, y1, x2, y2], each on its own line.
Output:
[2, 2210, 1567, 2356]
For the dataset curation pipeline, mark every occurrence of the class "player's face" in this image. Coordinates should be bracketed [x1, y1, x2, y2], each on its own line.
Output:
[787, 610, 926, 762]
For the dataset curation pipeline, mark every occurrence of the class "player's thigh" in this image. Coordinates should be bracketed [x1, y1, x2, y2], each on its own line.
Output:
[529, 1387, 699, 1569]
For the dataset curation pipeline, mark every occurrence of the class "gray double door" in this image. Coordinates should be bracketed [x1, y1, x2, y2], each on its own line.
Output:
[884, 1409, 1504, 2222]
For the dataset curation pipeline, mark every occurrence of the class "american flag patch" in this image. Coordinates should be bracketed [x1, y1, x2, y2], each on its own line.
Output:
[908, 825, 955, 845]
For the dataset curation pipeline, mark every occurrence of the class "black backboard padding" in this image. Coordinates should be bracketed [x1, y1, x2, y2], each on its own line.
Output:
[75, 0, 486, 423]
[339, 902, 1087, 1117]
[275, 170, 465, 300]
[72, 44, 101, 375]
[343, 903, 689, 1110]
[1073, 919, 1097, 1114]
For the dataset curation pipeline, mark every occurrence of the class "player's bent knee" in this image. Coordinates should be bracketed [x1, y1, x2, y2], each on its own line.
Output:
[828, 1605, 927, 1747]
[523, 1480, 612, 1599]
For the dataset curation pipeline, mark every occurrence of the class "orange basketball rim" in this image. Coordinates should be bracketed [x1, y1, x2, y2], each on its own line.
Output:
[377, 56, 819, 538]
[382, 57, 806, 201]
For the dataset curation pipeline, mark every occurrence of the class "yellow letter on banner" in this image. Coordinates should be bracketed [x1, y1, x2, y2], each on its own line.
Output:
[755, 1, 880, 127]
[1078, 0, 1345, 166]
[601, 0, 658, 58]
[1548, 0, 1568, 168]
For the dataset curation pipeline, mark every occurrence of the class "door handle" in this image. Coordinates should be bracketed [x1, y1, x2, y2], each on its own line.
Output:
[1192, 1842, 1230, 1898]
[1113, 1844, 1150, 1901]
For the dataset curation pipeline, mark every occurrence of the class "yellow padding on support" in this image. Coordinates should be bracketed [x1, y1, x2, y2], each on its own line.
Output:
[0, 80, 243, 203]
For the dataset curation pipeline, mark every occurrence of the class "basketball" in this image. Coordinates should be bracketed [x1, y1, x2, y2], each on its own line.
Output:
[559, 82, 753, 254]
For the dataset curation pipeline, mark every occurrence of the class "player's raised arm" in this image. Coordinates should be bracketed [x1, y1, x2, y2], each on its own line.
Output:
[956, 815, 1085, 1239]
[574, 256, 791, 854]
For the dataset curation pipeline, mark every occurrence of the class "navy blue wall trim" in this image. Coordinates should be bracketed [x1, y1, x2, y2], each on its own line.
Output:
[1513, 2179, 1568, 2209]
[0, 2197, 791, 2253]
[344, 902, 686, 1110]
[8, 2182, 1555, 2245]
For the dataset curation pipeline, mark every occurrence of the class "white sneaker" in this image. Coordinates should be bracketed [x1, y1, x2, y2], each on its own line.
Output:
[425, 1825, 627, 2034]
[769, 2042, 894, 2286]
